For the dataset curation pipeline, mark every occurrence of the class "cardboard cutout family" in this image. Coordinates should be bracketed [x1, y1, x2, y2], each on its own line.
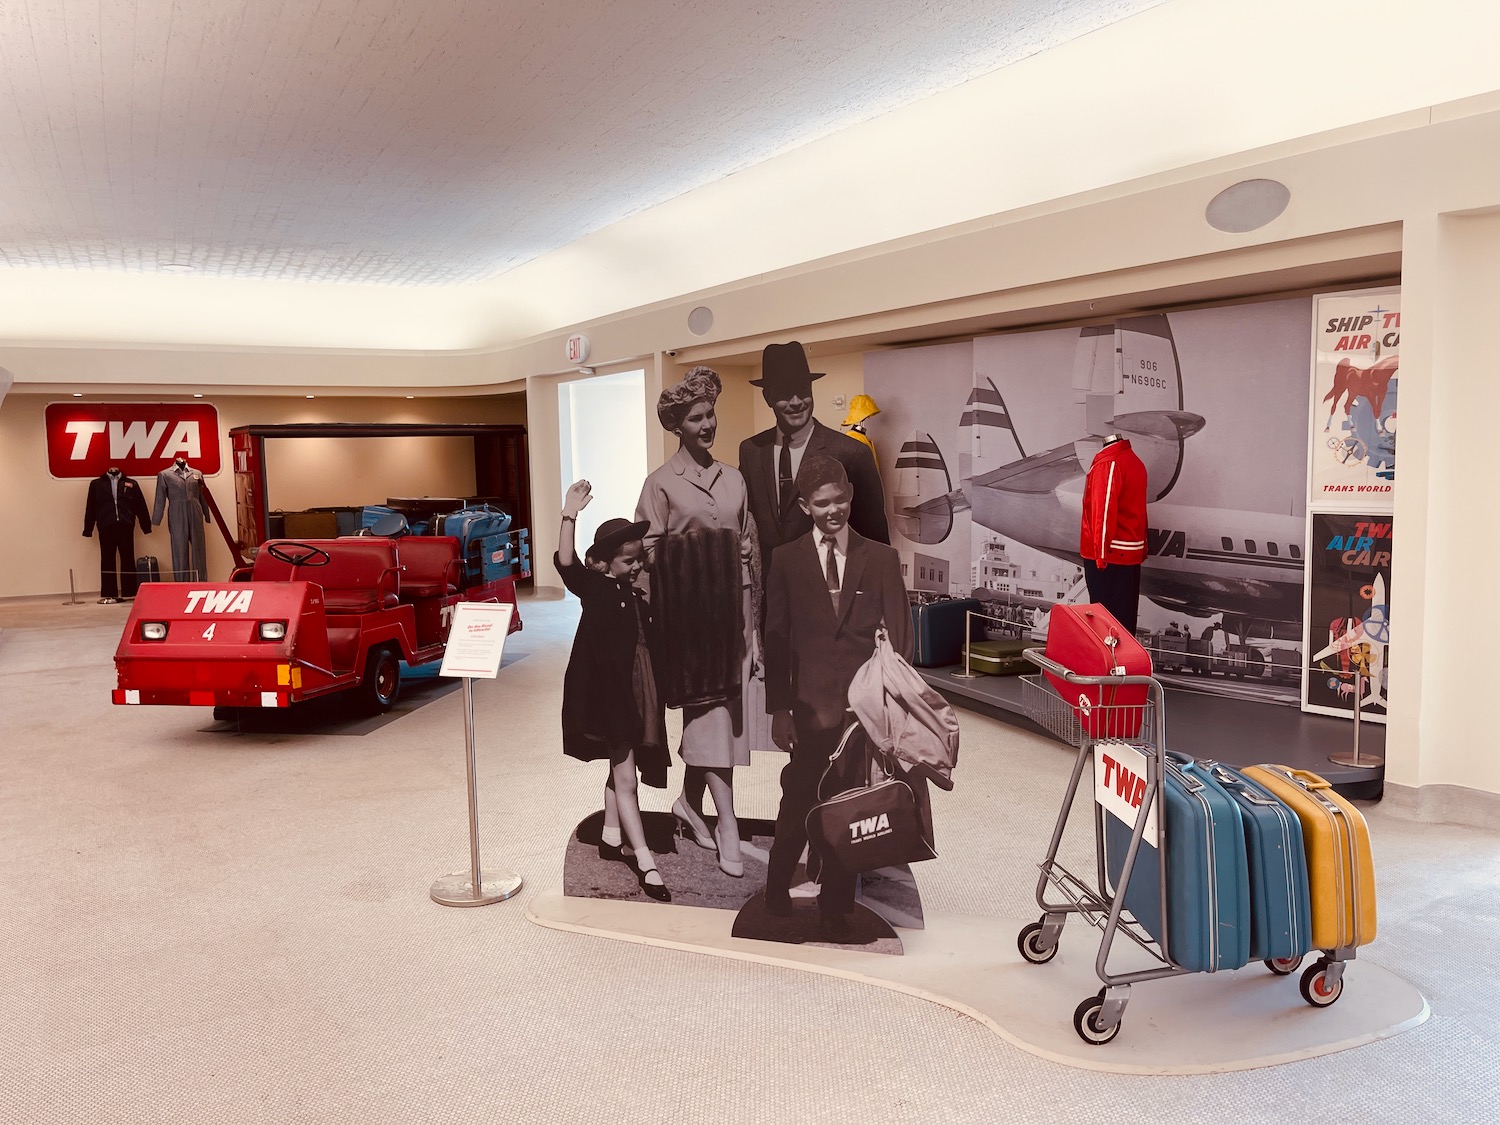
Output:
[557, 341, 948, 949]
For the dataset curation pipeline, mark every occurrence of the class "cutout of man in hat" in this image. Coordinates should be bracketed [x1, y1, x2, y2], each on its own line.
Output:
[738, 341, 889, 572]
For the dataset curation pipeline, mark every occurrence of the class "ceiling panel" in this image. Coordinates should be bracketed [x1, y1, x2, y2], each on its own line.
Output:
[0, 0, 1160, 284]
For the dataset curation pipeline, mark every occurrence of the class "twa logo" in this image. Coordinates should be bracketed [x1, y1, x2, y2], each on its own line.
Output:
[849, 813, 892, 842]
[45, 402, 220, 478]
[1094, 741, 1159, 837]
[185, 590, 254, 613]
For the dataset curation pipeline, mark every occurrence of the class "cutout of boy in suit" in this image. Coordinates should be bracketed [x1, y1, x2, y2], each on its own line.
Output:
[761, 455, 912, 924]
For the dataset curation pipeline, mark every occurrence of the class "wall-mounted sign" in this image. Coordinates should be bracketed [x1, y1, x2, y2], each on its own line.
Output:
[1302, 510, 1391, 723]
[565, 333, 591, 364]
[44, 402, 222, 479]
[1308, 289, 1399, 510]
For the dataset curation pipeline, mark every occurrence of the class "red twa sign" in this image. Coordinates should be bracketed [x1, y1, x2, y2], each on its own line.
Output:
[45, 402, 222, 479]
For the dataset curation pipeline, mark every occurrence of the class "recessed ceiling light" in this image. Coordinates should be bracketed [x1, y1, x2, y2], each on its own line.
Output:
[306, 395, 315, 399]
[405, 395, 415, 399]
[72, 392, 83, 397]
[192, 393, 204, 398]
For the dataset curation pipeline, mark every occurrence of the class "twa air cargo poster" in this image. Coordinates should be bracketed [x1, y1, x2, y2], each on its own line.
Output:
[866, 297, 1311, 706]
[1302, 511, 1392, 723]
[1308, 289, 1400, 511]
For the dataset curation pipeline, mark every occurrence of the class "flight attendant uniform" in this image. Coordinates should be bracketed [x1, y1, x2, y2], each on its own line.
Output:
[1080, 438, 1148, 633]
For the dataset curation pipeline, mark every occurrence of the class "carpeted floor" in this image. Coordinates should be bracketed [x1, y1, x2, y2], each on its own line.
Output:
[2, 592, 1497, 1124]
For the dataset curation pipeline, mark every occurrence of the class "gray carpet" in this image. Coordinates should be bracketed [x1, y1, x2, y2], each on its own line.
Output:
[2, 593, 1497, 1123]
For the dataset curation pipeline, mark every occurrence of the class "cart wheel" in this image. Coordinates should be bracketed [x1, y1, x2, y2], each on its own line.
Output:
[1017, 922, 1058, 965]
[1265, 955, 1305, 976]
[1072, 995, 1121, 1045]
[360, 646, 401, 713]
[1299, 960, 1344, 1007]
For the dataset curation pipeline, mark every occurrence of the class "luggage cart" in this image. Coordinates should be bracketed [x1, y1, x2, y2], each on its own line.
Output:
[1016, 649, 1329, 1045]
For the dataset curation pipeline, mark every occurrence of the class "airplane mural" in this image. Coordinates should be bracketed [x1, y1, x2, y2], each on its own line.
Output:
[893, 314, 1306, 639]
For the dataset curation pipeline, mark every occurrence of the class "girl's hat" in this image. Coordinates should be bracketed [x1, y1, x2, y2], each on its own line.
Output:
[589, 518, 650, 559]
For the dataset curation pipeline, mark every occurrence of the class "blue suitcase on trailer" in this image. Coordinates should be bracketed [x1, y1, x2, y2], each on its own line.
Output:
[434, 505, 515, 583]
[1206, 762, 1312, 964]
[1105, 751, 1251, 972]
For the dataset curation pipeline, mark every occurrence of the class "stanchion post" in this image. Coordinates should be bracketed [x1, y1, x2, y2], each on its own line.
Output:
[1328, 668, 1383, 770]
[62, 568, 84, 606]
[950, 608, 981, 680]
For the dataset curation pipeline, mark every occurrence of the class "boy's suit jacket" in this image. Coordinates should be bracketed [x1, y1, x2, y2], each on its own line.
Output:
[763, 528, 912, 734]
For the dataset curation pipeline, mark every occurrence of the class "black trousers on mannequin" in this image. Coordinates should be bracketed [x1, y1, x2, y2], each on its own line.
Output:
[1083, 559, 1141, 634]
[98, 523, 140, 599]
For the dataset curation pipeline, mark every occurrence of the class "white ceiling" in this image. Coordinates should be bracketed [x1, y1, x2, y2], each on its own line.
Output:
[0, 0, 1160, 285]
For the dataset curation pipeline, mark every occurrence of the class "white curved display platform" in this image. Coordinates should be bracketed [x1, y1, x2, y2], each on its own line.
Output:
[528, 891, 1428, 1074]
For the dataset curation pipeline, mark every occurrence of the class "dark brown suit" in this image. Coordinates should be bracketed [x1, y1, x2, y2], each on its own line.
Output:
[762, 528, 911, 911]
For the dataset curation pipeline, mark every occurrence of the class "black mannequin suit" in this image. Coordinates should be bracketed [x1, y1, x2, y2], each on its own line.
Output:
[83, 470, 152, 599]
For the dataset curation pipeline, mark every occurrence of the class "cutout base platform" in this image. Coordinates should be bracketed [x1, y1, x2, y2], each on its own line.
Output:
[528, 892, 1427, 1074]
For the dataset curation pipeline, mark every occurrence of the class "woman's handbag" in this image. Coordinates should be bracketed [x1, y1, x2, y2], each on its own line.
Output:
[805, 721, 937, 875]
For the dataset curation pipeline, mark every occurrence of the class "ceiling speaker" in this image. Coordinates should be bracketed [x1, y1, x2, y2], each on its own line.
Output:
[687, 306, 714, 336]
[1205, 179, 1290, 233]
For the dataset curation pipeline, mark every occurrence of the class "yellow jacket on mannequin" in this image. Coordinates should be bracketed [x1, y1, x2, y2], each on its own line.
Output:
[841, 394, 881, 468]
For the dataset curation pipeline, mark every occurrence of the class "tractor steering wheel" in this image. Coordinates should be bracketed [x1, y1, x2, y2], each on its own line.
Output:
[266, 541, 332, 568]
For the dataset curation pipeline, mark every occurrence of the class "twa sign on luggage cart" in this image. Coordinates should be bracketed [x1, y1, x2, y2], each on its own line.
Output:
[45, 402, 222, 478]
[1094, 740, 1158, 839]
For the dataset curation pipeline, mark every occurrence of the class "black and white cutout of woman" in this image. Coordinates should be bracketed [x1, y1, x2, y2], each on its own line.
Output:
[636, 367, 760, 879]
[555, 481, 671, 902]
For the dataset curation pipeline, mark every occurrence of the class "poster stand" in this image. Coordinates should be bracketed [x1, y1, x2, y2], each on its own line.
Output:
[1328, 672, 1383, 770]
[430, 602, 523, 908]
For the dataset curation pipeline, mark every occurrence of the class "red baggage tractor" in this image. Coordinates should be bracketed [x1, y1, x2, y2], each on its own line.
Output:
[1044, 604, 1151, 739]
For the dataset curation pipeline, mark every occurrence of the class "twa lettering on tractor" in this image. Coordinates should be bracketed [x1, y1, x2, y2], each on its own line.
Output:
[113, 526, 529, 717]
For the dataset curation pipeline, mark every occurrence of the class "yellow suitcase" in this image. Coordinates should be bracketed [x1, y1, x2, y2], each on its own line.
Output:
[1243, 765, 1376, 951]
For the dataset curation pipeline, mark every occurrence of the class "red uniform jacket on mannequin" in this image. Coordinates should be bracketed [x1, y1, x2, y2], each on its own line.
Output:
[1080, 438, 1148, 567]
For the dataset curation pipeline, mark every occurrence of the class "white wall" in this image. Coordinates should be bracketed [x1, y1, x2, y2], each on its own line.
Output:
[558, 370, 648, 551]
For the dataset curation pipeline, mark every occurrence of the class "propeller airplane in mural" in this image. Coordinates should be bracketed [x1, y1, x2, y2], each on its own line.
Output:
[893, 315, 1305, 640]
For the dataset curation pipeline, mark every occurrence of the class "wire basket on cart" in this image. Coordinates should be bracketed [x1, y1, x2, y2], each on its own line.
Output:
[1016, 648, 1350, 1045]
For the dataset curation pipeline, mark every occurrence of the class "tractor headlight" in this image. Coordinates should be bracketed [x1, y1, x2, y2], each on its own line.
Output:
[258, 621, 288, 641]
[141, 622, 168, 641]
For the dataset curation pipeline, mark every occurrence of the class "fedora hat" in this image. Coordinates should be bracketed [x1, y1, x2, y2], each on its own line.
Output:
[588, 517, 650, 560]
[750, 341, 825, 392]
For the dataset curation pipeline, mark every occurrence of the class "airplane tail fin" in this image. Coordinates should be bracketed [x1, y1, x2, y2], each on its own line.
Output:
[894, 431, 956, 544]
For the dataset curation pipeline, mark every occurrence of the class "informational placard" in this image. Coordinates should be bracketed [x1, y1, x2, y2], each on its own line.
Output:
[440, 602, 514, 679]
[1094, 741, 1159, 840]
[1302, 511, 1391, 722]
[1308, 289, 1399, 510]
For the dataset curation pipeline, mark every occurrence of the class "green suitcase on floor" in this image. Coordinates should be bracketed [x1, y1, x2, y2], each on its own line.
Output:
[964, 638, 1031, 675]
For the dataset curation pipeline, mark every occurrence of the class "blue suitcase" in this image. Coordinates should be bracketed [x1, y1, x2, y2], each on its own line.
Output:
[910, 597, 979, 667]
[1105, 751, 1251, 972]
[1207, 762, 1312, 964]
[434, 505, 514, 583]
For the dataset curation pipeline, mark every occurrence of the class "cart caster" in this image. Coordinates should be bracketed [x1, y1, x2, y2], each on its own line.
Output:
[1072, 994, 1122, 1045]
[1265, 954, 1305, 976]
[1299, 959, 1345, 1007]
[1017, 921, 1059, 965]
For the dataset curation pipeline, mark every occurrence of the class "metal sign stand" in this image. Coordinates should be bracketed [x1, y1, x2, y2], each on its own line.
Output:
[1328, 671, 1383, 770]
[430, 676, 523, 907]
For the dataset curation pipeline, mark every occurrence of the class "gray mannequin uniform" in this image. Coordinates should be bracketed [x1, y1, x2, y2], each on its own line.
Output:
[152, 464, 211, 582]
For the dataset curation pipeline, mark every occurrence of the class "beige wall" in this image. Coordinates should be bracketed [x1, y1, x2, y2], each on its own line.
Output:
[0, 393, 525, 598]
